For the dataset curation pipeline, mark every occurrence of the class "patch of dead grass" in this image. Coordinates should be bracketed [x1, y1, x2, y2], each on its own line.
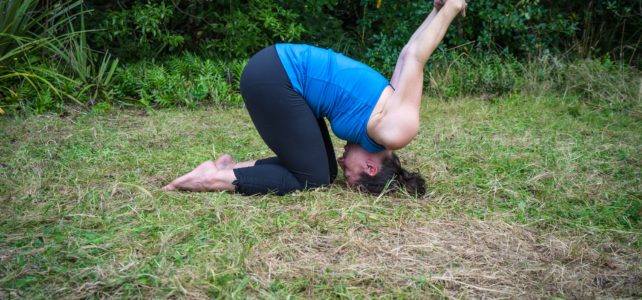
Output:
[247, 219, 642, 298]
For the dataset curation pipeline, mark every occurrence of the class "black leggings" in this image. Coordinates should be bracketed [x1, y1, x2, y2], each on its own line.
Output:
[233, 45, 337, 195]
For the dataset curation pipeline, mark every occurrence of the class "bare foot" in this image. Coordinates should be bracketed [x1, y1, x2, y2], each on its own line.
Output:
[163, 160, 221, 192]
[214, 154, 235, 170]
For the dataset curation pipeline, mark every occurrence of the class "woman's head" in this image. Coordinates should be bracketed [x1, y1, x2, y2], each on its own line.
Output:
[337, 142, 426, 196]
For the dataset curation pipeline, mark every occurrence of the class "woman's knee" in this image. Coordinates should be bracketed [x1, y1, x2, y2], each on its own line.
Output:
[298, 172, 332, 189]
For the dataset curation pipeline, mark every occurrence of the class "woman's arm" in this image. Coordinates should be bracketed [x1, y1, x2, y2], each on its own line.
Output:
[390, 0, 451, 86]
[390, 10, 436, 86]
[370, 0, 466, 150]
[391, 1, 442, 86]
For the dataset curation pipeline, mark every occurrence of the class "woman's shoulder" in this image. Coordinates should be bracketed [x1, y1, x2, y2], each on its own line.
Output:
[367, 90, 420, 151]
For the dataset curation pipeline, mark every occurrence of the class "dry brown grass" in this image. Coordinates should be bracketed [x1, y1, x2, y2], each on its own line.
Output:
[247, 219, 642, 298]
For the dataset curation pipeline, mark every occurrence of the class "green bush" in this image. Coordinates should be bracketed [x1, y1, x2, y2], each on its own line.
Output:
[112, 54, 246, 108]
[2, 1, 639, 113]
[0, 0, 121, 113]
[91, 1, 185, 60]
[89, 0, 304, 60]
[557, 56, 641, 109]
[426, 50, 523, 97]
[424, 50, 640, 109]
[82, 0, 640, 66]
[0, 0, 85, 113]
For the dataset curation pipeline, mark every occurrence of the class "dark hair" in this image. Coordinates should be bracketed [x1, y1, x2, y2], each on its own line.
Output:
[356, 153, 426, 196]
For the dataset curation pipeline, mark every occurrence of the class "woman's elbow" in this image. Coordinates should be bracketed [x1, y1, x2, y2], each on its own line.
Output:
[398, 45, 414, 62]
[382, 125, 419, 151]
[401, 46, 425, 64]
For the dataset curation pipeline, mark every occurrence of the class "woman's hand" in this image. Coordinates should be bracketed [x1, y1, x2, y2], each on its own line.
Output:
[434, 0, 445, 11]
[444, 0, 467, 16]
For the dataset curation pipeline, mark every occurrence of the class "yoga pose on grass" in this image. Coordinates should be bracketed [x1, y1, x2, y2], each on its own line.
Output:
[163, 0, 467, 196]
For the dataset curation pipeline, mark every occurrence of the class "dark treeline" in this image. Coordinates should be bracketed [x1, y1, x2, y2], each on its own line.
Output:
[84, 0, 640, 65]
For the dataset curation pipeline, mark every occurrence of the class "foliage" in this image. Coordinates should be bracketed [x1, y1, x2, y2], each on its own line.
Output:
[0, 0, 85, 55]
[0, 0, 85, 112]
[112, 54, 245, 108]
[422, 50, 641, 110]
[89, 0, 305, 60]
[425, 50, 523, 98]
[556, 56, 640, 109]
[0, 0, 120, 112]
[456, 0, 578, 54]
[0, 0, 38, 55]
[45, 13, 119, 108]
[205, 0, 305, 59]
[2, 0, 640, 113]
[82, 0, 640, 65]
[90, 1, 185, 59]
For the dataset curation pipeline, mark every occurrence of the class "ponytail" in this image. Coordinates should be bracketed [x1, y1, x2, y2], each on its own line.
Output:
[357, 153, 426, 196]
[397, 169, 426, 196]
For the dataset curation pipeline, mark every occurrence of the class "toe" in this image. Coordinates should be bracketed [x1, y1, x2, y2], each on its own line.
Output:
[162, 184, 175, 191]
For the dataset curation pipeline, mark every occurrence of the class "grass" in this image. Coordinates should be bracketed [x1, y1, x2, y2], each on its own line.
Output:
[1, 95, 641, 298]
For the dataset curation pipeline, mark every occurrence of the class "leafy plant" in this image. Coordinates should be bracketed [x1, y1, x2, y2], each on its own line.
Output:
[0, 0, 85, 112]
[112, 54, 245, 108]
[48, 12, 119, 107]
[557, 56, 641, 109]
[92, 1, 186, 60]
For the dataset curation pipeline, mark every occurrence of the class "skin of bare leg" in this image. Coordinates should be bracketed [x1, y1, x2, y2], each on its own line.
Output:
[163, 160, 221, 192]
[207, 154, 260, 192]
[208, 169, 237, 192]
[163, 154, 259, 192]
[214, 153, 257, 170]
[214, 154, 235, 169]
[229, 160, 257, 169]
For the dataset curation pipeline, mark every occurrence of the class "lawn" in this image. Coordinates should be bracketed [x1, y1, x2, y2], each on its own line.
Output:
[1, 95, 640, 298]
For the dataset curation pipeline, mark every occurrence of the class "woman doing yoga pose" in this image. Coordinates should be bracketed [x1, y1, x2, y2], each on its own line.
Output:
[163, 0, 467, 196]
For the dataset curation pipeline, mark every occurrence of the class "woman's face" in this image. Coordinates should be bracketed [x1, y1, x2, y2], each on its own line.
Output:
[337, 142, 384, 186]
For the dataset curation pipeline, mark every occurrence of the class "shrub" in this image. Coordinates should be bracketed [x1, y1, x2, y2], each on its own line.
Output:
[0, 0, 121, 113]
[111, 54, 246, 108]
[0, 0, 85, 113]
[83, 0, 641, 66]
[557, 56, 641, 109]
[91, 1, 185, 60]
[426, 50, 524, 98]
[89, 0, 304, 61]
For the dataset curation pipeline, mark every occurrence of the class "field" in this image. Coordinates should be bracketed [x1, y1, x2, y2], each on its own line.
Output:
[1, 95, 640, 298]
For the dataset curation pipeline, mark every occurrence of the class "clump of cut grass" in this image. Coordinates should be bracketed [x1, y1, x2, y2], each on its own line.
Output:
[1, 95, 640, 298]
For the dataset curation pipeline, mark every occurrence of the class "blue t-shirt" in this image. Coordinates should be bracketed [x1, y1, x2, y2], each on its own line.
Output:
[275, 43, 388, 152]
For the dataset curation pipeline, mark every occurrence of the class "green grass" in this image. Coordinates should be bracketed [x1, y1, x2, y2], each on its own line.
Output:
[1, 95, 641, 298]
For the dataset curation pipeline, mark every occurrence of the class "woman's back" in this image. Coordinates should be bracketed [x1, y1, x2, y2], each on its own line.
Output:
[276, 43, 389, 152]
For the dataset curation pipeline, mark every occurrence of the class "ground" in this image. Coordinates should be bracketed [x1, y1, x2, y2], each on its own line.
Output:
[0, 95, 640, 298]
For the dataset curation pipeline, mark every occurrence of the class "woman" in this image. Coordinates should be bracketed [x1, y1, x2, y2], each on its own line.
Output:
[163, 0, 467, 196]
